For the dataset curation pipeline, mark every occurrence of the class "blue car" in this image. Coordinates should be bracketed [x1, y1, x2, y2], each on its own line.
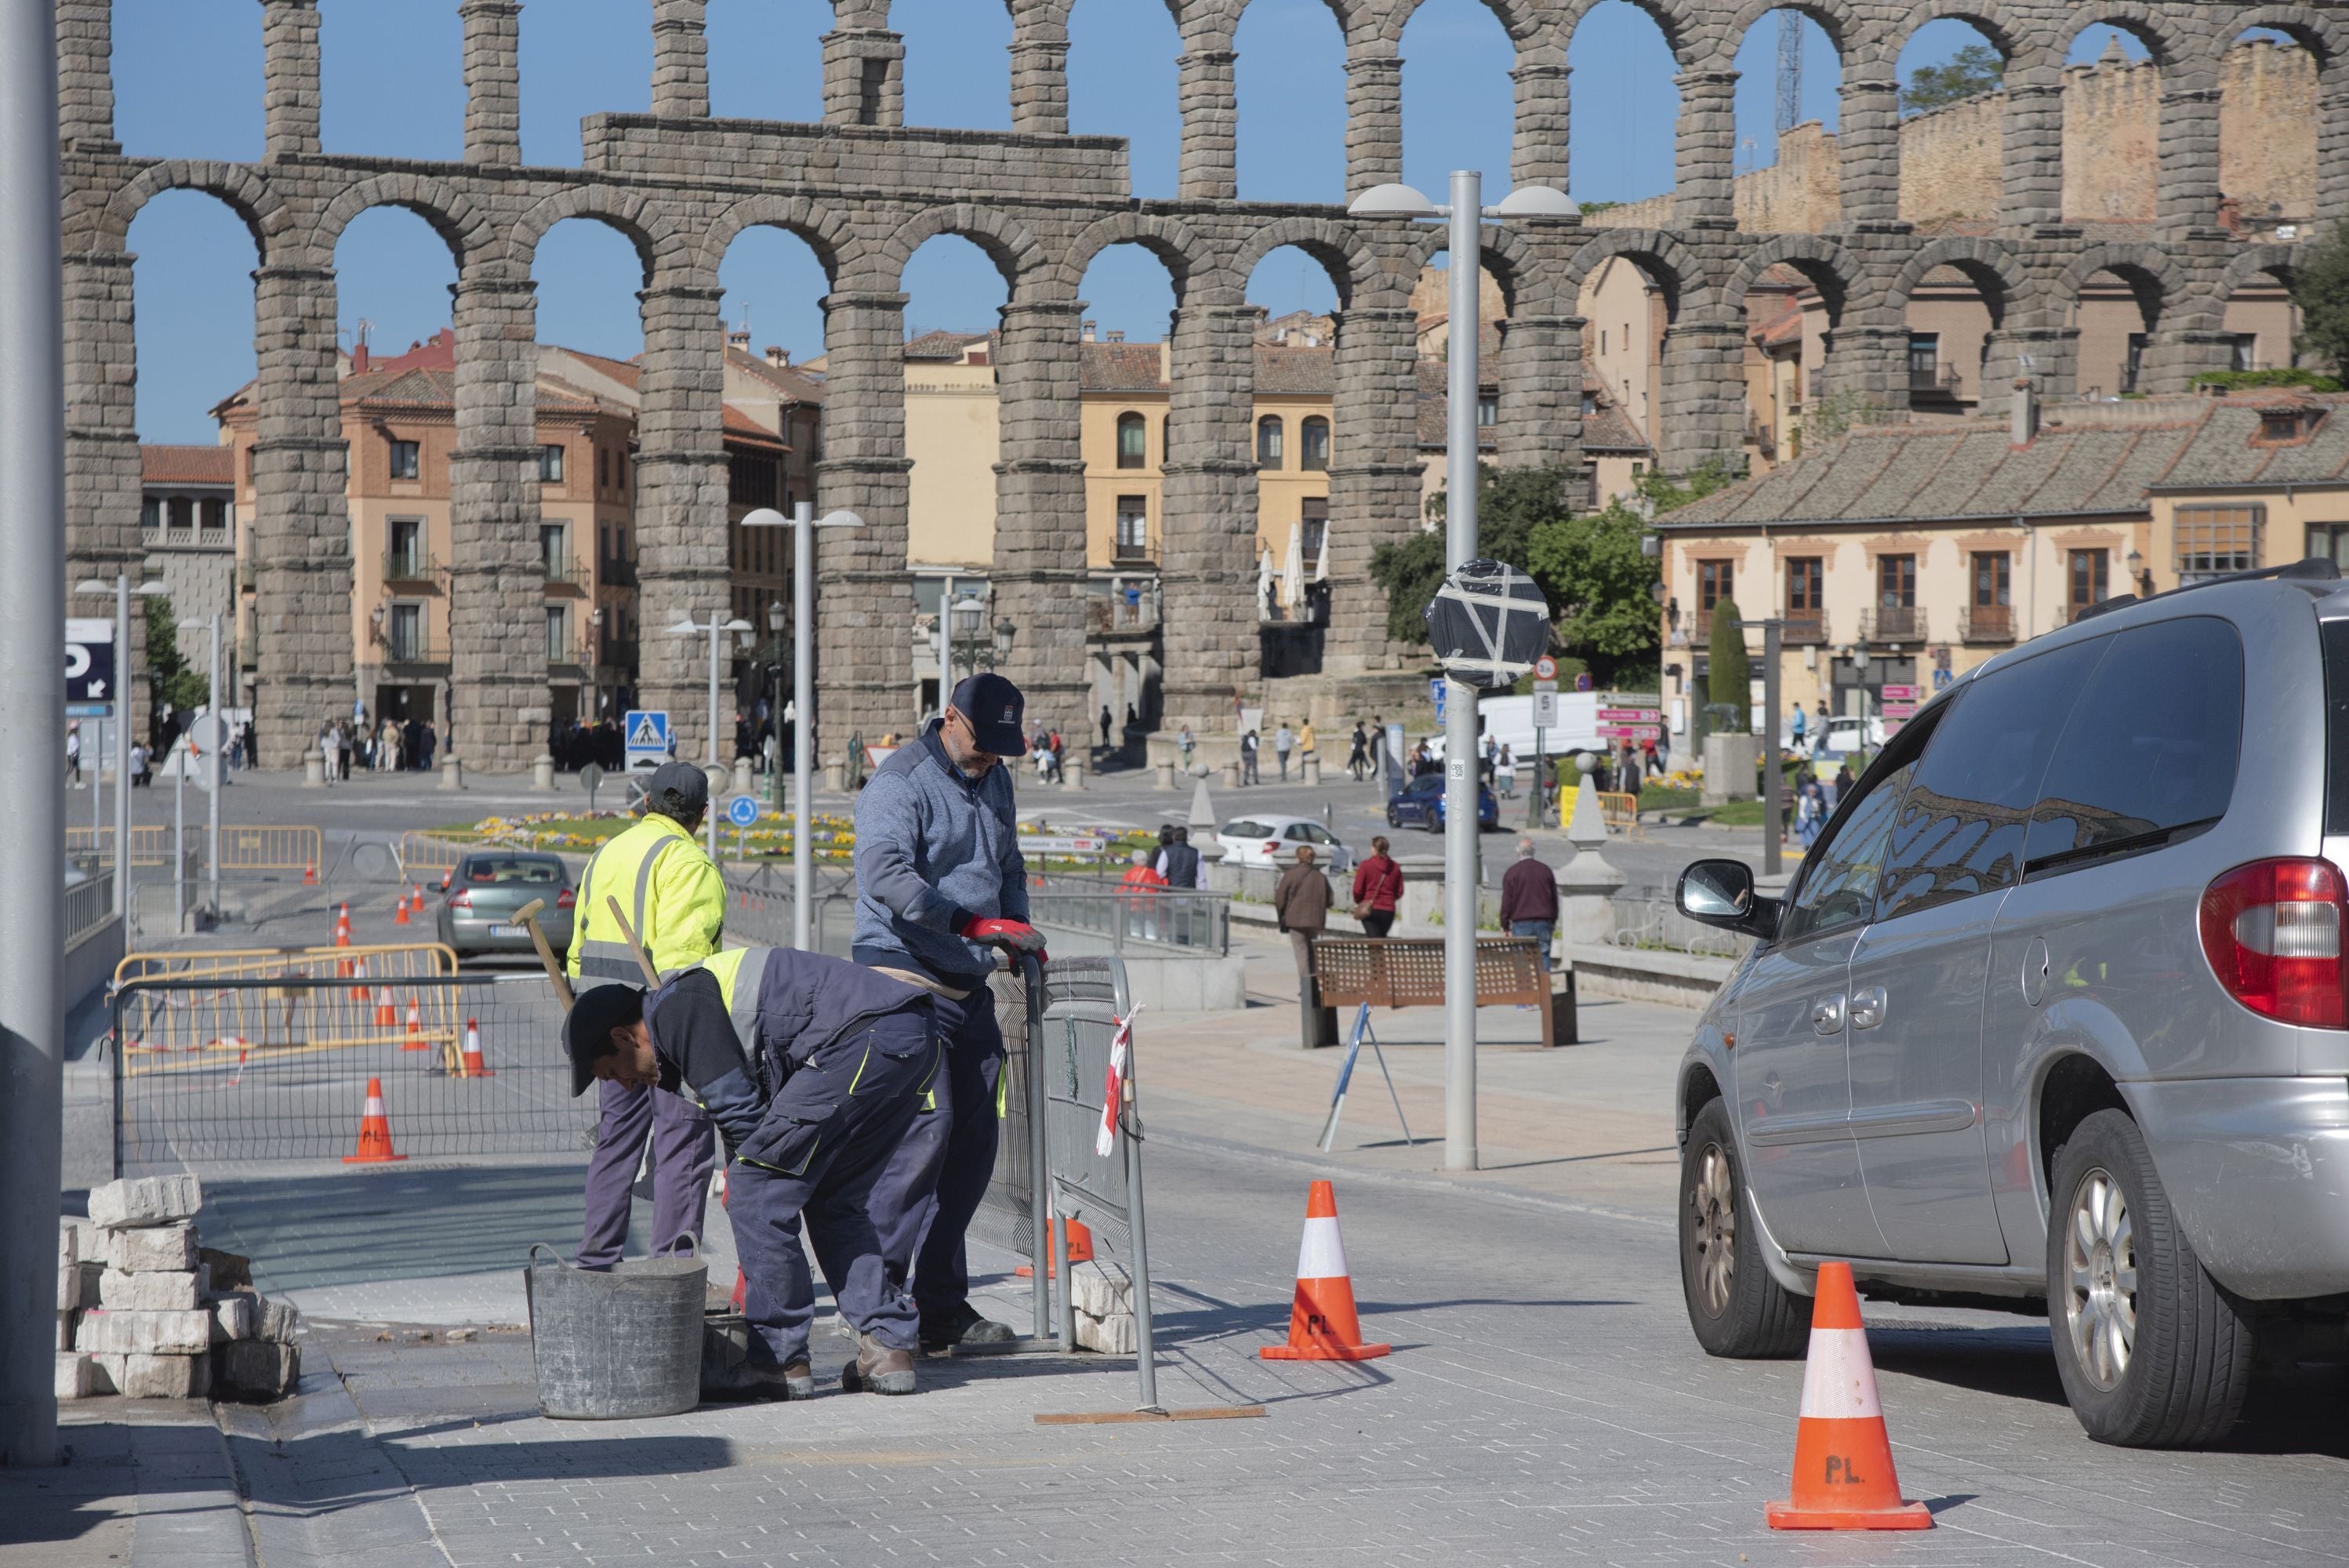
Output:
[1385, 772, 1500, 833]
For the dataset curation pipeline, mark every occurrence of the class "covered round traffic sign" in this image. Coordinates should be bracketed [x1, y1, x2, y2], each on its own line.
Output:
[1423, 560, 1552, 691]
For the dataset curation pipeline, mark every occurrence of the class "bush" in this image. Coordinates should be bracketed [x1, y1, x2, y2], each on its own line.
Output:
[1707, 597, 1750, 731]
[2190, 367, 2344, 394]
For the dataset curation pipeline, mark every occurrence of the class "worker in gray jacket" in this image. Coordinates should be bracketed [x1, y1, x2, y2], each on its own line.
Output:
[854, 673, 1044, 1352]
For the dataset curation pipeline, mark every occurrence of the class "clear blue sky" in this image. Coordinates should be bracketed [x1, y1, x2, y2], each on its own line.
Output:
[118, 0, 2173, 442]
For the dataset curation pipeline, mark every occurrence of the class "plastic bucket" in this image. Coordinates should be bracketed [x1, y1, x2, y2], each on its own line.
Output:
[525, 1240, 707, 1419]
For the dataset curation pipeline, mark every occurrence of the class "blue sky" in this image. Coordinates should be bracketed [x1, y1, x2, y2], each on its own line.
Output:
[118, 0, 2170, 442]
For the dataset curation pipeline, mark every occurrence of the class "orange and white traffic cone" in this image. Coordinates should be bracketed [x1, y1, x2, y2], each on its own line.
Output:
[341, 1076, 407, 1164]
[349, 956, 370, 1002]
[411, 884, 427, 918]
[1766, 1261, 1932, 1531]
[401, 996, 428, 1050]
[393, 888, 411, 925]
[303, 862, 317, 885]
[374, 986, 398, 1028]
[458, 1016, 494, 1078]
[335, 903, 352, 945]
[1016, 1212, 1095, 1279]
[1260, 1180, 1389, 1362]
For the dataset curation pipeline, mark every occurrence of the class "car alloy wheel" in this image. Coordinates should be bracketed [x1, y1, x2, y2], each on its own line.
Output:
[2063, 1167, 2137, 1392]
[1690, 1140, 1736, 1316]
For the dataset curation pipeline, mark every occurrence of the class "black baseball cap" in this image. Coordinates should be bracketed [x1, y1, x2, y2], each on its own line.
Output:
[949, 673, 1028, 757]
[563, 984, 645, 1097]
[644, 760, 709, 822]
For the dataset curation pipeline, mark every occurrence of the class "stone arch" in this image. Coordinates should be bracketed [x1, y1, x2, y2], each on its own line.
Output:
[99, 162, 281, 259]
[1886, 1, 2025, 67]
[1231, 216, 1374, 310]
[1055, 211, 1214, 301]
[2218, 242, 2302, 299]
[1563, 226, 1710, 318]
[1726, 234, 1864, 322]
[506, 184, 688, 280]
[2053, 4, 2190, 69]
[1404, 220, 1537, 314]
[1890, 235, 2035, 323]
[2224, 6, 2346, 63]
[1560, 0, 1699, 64]
[879, 203, 1047, 299]
[698, 194, 862, 287]
[1722, 0, 1862, 60]
[313, 172, 492, 270]
[1381, 0, 1548, 49]
[2056, 241, 2195, 328]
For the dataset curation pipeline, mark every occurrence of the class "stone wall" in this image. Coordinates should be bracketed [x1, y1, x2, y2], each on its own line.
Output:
[55, 0, 2346, 770]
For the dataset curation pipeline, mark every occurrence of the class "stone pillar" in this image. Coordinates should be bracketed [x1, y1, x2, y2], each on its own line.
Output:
[1657, 317, 1746, 476]
[1839, 74, 1903, 229]
[446, 274, 547, 773]
[1999, 71, 2064, 231]
[2157, 85, 2224, 236]
[249, 263, 354, 768]
[1345, 46, 1403, 198]
[56, 0, 117, 153]
[259, 0, 321, 162]
[460, 0, 521, 166]
[991, 300, 1091, 739]
[1010, 15, 1070, 137]
[1176, 47, 1237, 201]
[1325, 303, 1421, 678]
[822, 28, 905, 128]
[652, 0, 710, 120]
[1158, 299, 1258, 733]
[1987, 326, 2076, 402]
[2319, 65, 2349, 229]
[1494, 312, 1584, 481]
[813, 289, 915, 758]
[1673, 70, 1738, 230]
[634, 279, 730, 767]
[1511, 53, 1569, 192]
[2141, 328, 2235, 397]
[1817, 323, 1909, 416]
[61, 245, 143, 733]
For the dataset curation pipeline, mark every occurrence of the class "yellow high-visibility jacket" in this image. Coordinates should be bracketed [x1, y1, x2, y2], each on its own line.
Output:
[565, 813, 724, 982]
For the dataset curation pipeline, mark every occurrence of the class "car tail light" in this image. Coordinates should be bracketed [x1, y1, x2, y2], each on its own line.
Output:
[447, 890, 471, 911]
[557, 887, 575, 910]
[2198, 858, 2348, 1028]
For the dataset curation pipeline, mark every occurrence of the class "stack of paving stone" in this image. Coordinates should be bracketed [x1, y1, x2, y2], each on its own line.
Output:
[56, 1175, 301, 1402]
[1069, 1260, 1138, 1354]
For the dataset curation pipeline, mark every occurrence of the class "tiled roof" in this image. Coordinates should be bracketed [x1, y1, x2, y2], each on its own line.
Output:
[1665, 394, 2349, 530]
[1069, 342, 1337, 397]
[726, 345, 826, 403]
[141, 445, 234, 486]
[903, 329, 992, 361]
[1581, 405, 1651, 455]
[1080, 342, 1167, 394]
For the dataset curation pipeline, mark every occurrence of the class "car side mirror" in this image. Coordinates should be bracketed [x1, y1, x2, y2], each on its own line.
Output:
[1676, 858, 1779, 942]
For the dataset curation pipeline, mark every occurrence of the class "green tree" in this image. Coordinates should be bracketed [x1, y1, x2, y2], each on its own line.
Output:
[1367, 465, 1564, 648]
[2293, 223, 2349, 378]
[1708, 596, 1750, 731]
[1901, 45, 2005, 114]
[143, 595, 210, 731]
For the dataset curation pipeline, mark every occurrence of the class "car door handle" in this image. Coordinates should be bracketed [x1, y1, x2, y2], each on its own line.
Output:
[1811, 993, 1846, 1035]
[1849, 985, 1887, 1031]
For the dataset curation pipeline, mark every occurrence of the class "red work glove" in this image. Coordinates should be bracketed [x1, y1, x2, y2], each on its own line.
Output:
[962, 916, 1048, 964]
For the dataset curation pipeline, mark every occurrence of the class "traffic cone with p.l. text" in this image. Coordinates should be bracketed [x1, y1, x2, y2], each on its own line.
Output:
[1766, 1261, 1933, 1530]
[1260, 1180, 1389, 1361]
[341, 1076, 407, 1164]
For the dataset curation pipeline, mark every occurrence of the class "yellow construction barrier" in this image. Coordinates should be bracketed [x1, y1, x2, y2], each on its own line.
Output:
[114, 942, 460, 989]
[65, 825, 171, 867]
[114, 978, 465, 1079]
[399, 831, 475, 882]
[1599, 791, 1643, 838]
[216, 824, 324, 874]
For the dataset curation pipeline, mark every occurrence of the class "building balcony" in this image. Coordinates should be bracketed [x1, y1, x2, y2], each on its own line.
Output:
[543, 554, 589, 592]
[1909, 362, 1963, 396]
[1112, 540, 1154, 567]
[600, 556, 638, 587]
[382, 550, 438, 586]
[599, 637, 640, 669]
[378, 637, 446, 669]
[1780, 611, 1828, 646]
[1858, 605, 1927, 645]
[1087, 594, 1160, 635]
[1961, 604, 2017, 643]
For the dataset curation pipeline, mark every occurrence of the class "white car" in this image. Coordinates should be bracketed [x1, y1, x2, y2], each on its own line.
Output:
[1214, 815, 1354, 873]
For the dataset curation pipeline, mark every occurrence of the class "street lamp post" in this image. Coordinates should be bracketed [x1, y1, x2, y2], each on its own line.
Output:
[1736, 616, 1784, 877]
[669, 610, 753, 862]
[76, 576, 165, 934]
[744, 504, 863, 951]
[1348, 169, 1577, 1174]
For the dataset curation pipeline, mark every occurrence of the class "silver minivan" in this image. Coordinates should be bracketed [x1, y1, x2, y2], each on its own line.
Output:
[1672, 561, 2349, 1447]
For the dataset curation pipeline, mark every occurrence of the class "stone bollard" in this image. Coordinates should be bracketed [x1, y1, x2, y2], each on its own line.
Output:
[824, 761, 844, 793]
[1062, 757, 1087, 790]
[1221, 762, 1240, 789]
[1556, 771, 1626, 946]
[301, 748, 325, 788]
[439, 753, 464, 790]
[532, 753, 555, 791]
[1300, 754, 1321, 786]
[1153, 760, 1176, 790]
[732, 756, 753, 799]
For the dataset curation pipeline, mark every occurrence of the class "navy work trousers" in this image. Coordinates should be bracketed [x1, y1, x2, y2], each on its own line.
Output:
[578, 1082, 716, 1270]
[728, 1009, 939, 1367]
[871, 982, 1004, 1328]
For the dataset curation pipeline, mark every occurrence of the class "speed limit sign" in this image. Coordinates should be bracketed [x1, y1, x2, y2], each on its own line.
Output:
[1533, 655, 1559, 683]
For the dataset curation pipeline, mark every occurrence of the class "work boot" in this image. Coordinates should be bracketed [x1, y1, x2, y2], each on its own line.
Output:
[841, 1333, 917, 1396]
[920, 1301, 1015, 1355]
[706, 1357, 815, 1401]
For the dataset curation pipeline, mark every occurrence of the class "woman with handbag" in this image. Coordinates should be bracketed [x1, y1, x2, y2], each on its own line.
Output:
[1349, 836, 1404, 938]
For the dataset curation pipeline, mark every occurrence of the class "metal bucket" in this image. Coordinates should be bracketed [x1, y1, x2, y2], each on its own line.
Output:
[525, 1240, 706, 1419]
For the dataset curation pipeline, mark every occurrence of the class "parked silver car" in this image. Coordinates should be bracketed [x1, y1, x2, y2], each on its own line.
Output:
[1672, 561, 2349, 1448]
[436, 851, 575, 960]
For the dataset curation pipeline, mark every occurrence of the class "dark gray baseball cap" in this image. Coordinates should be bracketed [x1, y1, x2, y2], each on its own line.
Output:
[645, 760, 709, 822]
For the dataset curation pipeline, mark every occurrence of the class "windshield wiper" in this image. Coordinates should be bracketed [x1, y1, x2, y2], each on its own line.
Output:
[2021, 815, 2219, 880]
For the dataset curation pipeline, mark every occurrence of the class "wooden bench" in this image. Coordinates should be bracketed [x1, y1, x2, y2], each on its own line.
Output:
[1309, 936, 1576, 1048]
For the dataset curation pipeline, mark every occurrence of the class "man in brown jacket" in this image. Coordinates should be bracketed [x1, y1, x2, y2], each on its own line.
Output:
[1273, 845, 1339, 1045]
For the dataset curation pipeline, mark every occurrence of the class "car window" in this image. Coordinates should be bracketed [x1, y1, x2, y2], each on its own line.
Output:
[465, 857, 561, 884]
[1303, 824, 1337, 844]
[1777, 706, 1945, 946]
[2024, 615, 2243, 874]
[1874, 640, 2103, 923]
[1283, 824, 1310, 840]
[1222, 821, 1266, 838]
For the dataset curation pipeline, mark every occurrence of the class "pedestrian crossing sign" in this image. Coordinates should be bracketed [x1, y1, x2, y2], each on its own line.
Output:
[624, 709, 671, 772]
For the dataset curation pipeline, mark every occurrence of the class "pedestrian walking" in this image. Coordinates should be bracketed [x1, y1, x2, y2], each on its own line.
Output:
[1495, 743, 1516, 800]
[129, 739, 150, 788]
[564, 946, 939, 1399]
[1298, 719, 1316, 769]
[1273, 721, 1295, 782]
[1795, 776, 1825, 851]
[1156, 823, 1207, 890]
[319, 723, 341, 784]
[1273, 843, 1333, 995]
[1240, 729, 1260, 786]
[1789, 702, 1808, 757]
[65, 721, 80, 786]
[1098, 703, 1113, 749]
[858, 673, 1040, 1354]
[1499, 837, 1559, 977]
[1346, 722, 1369, 782]
[1349, 836, 1403, 939]
[1119, 846, 1166, 940]
[1178, 723, 1195, 775]
[566, 760, 724, 1273]
[1618, 740, 1641, 797]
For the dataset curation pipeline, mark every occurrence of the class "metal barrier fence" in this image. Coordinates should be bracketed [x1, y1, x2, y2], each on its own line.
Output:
[1602, 895, 1748, 959]
[1026, 885, 1230, 956]
[114, 942, 459, 989]
[66, 825, 171, 867]
[218, 824, 322, 873]
[1598, 791, 1643, 837]
[112, 973, 586, 1175]
[976, 960, 1044, 1326]
[398, 831, 477, 881]
[67, 873, 116, 948]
